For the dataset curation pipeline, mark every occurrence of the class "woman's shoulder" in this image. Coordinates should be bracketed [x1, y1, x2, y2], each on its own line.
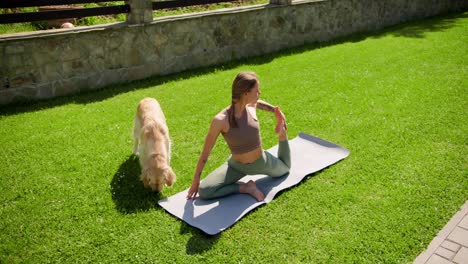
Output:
[212, 107, 230, 131]
[214, 106, 230, 120]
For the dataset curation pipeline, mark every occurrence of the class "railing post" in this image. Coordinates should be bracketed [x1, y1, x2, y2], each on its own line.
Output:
[269, 0, 292, 5]
[126, 0, 153, 24]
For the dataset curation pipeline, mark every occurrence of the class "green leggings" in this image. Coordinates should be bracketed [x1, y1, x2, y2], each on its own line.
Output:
[198, 140, 291, 199]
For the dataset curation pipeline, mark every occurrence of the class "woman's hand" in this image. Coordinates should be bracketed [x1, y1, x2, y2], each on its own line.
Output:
[187, 179, 200, 199]
[274, 107, 287, 134]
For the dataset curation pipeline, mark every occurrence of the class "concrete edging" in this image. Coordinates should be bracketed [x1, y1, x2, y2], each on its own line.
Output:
[414, 201, 468, 264]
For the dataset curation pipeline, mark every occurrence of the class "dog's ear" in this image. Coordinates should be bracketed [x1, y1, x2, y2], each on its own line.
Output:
[164, 167, 176, 187]
[140, 169, 150, 188]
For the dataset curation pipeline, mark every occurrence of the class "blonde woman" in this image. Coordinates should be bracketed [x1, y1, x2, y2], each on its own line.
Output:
[187, 72, 290, 201]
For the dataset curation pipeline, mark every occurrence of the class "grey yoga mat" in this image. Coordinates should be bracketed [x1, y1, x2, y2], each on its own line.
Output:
[158, 132, 350, 235]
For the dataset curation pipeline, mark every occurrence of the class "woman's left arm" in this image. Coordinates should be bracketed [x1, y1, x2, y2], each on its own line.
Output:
[255, 99, 276, 113]
[255, 99, 287, 132]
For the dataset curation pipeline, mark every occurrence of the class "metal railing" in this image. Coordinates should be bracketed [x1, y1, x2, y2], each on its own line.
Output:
[0, 0, 238, 24]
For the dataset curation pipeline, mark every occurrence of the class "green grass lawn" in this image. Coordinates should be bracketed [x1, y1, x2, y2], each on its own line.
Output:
[1, 12, 467, 263]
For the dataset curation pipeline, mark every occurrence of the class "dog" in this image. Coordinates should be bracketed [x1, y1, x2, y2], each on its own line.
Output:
[133, 97, 176, 191]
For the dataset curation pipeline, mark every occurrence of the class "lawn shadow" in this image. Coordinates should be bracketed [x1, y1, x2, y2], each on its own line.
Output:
[1, 11, 465, 116]
[370, 12, 467, 39]
[0, 53, 275, 116]
[110, 154, 163, 214]
[180, 222, 221, 255]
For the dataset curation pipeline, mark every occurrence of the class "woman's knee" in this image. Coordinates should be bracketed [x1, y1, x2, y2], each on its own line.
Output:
[198, 182, 215, 199]
[270, 163, 290, 177]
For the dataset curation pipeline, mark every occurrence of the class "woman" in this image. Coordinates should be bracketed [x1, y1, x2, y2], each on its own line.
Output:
[186, 71, 290, 201]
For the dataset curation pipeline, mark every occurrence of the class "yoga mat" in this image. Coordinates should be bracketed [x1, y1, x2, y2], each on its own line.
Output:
[158, 132, 350, 235]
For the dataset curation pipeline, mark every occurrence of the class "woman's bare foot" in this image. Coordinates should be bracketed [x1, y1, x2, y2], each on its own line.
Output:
[274, 107, 288, 141]
[275, 117, 288, 142]
[276, 120, 287, 141]
[240, 180, 264, 202]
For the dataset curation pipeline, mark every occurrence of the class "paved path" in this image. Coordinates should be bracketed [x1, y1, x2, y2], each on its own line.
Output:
[414, 201, 468, 264]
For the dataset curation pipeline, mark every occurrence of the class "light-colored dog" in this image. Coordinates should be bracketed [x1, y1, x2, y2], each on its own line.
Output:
[133, 97, 176, 191]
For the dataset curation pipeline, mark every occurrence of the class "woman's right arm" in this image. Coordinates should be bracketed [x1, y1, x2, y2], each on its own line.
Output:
[186, 117, 223, 199]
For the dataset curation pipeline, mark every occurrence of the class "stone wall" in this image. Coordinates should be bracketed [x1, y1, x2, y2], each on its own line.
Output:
[0, 0, 466, 105]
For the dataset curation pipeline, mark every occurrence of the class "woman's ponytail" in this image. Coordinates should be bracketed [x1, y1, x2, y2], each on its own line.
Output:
[228, 101, 237, 128]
